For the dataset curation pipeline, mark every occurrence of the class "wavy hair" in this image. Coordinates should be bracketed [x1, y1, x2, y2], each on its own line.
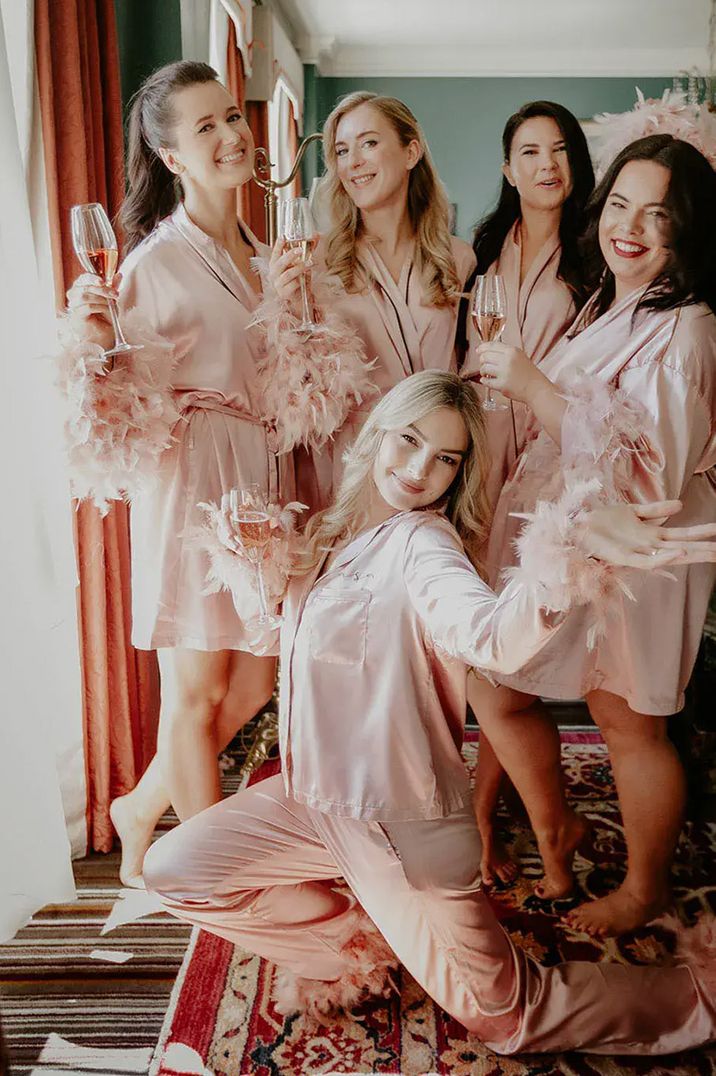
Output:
[119, 61, 219, 253]
[298, 371, 491, 576]
[472, 100, 595, 308]
[579, 133, 716, 324]
[321, 92, 461, 307]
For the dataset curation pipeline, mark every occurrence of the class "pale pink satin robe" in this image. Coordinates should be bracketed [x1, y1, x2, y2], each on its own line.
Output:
[144, 509, 715, 1055]
[462, 223, 576, 509]
[120, 203, 293, 651]
[489, 293, 716, 714]
[300, 235, 476, 507]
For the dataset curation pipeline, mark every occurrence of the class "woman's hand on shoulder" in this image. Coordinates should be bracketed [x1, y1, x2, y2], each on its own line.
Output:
[580, 500, 716, 568]
[66, 271, 120, 350]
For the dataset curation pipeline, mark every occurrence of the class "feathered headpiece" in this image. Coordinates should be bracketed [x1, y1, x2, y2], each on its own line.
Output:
[593, 87, 716, 176]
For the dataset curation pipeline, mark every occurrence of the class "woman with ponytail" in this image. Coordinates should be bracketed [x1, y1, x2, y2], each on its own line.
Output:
[64, 61, 292, 887]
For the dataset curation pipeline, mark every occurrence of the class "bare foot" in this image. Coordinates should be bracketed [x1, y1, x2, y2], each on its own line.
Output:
[109, 794, 155, 889]
[533, 810, 590, 900]
[563, 885, 670, 938]
[479, 827, 520, 889]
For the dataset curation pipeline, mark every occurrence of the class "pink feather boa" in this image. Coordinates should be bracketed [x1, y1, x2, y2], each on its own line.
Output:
[189, 497, 306, 623]
[250, 256, 377, 454]
[56, 309, 179, 514]
[594, 87, 716, 176]
[504, 478, 636, 649]
[558, 372, 663, 497]
[658, 912, 716, 1000]
[272, 910, 399, 1023]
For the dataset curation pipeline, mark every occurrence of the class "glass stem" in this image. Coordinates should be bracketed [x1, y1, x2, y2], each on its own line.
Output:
[298, 272, 313, 327]
[256, 563, 270, 619]
[108, 299, 129, 348]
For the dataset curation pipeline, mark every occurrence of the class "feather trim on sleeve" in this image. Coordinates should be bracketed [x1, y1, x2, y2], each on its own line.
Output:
[504, 478, 635, 648]
[56, 309, 179, 514]
[250, 255, 377, 454]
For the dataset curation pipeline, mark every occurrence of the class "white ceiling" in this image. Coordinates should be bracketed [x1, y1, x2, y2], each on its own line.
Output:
[270, 0, 712, 77]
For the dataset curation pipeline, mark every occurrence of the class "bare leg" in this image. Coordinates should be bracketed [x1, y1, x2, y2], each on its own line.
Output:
[470, 718, 519, 887]
[565, 689, 684, 937]
[111, 650, 276, 887]
[470, 676, 586, 899]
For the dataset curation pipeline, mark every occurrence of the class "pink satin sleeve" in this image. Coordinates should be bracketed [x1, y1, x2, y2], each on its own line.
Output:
[617, 361, 714, 502]
[402, 518, 565, 676]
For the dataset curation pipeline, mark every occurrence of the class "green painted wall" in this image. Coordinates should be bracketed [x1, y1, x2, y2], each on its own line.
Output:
[308, 75, 671, 240]
[114, 0, 183, 109]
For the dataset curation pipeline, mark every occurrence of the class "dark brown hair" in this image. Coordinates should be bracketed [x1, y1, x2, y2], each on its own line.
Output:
[472, 100, 595, 308]
[580, 133, 716, 323]
[119, 61, 218, 253]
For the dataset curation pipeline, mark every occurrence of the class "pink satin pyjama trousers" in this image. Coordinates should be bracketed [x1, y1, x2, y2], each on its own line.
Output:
[144, 774, 714, 1056]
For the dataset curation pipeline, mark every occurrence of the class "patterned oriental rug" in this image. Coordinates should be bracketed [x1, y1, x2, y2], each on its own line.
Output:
[150, 732, 716, 1076]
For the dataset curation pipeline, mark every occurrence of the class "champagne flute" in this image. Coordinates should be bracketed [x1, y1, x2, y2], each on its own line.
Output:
[71, 203, 139, 360]
[278, 196, 317, 333]
[471, 274, 509, 412]
[229, 486, 282, 629]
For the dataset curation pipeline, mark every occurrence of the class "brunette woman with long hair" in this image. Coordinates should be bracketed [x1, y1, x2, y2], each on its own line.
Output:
[472, 134, 716, 936]
[65, 61, 292, 887]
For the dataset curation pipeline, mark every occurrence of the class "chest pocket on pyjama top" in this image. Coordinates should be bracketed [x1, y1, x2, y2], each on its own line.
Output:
[307, 589, 371, 666]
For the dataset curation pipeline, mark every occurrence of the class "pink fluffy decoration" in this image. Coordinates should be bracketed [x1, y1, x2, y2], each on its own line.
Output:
[250, 256, 377, 454]
[559, 372, 663, 499]
[504, 478, 635, 649]
[272, 915, 399, 1023]
[594, 87, 716, 176]
[660, 913, 716, 999]
[191, 497, 306, 623]
[56, 309, 179, 514]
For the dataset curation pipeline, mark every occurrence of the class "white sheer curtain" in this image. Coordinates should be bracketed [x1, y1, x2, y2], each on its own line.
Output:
[180, 0, 253, 82]
[0, 0, 84, 939]
[268, 78, 296, 188]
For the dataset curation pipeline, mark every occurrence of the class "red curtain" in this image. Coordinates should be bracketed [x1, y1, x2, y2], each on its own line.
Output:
[244, 100, 270, 243]
[35, 0, 160, 853]
[226, 20, 269, 240]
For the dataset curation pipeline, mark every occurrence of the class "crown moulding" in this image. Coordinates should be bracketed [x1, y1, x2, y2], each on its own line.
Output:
[296, 40, 709, 79]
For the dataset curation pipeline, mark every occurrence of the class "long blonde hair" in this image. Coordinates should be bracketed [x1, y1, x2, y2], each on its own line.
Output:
[300, 371, 491, 575]
[322, 92, 462, 307]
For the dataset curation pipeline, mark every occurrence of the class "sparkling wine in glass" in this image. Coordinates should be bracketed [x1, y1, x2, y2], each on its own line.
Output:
[229, 487, 282, 628]
[472, 274, 509, 412]
[278, 197, 316, 333]
[71, 203, 138, 359]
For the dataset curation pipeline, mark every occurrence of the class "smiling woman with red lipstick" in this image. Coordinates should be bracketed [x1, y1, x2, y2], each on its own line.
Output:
[469, 134, 716, 938]
[64, 62, 295, 889]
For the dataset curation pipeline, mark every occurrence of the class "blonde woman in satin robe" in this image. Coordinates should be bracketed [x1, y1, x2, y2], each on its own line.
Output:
[473, 134, 716, 937]
[142, 370, 716, 1057]
[461, 101, 595, 888]
[270, 91, 476, 507]
[66, 62, 292, 887]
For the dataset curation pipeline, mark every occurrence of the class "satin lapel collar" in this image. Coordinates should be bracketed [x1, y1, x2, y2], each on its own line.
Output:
[518, 231, 561, 327]
[316, 514, 404, 586]
[172, 204, 258, 309]
[360, 244, 421, 377]
[497, 225, 524, 349]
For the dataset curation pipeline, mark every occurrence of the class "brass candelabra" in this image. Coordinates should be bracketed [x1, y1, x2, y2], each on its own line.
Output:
[252, 132, 323, 245]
